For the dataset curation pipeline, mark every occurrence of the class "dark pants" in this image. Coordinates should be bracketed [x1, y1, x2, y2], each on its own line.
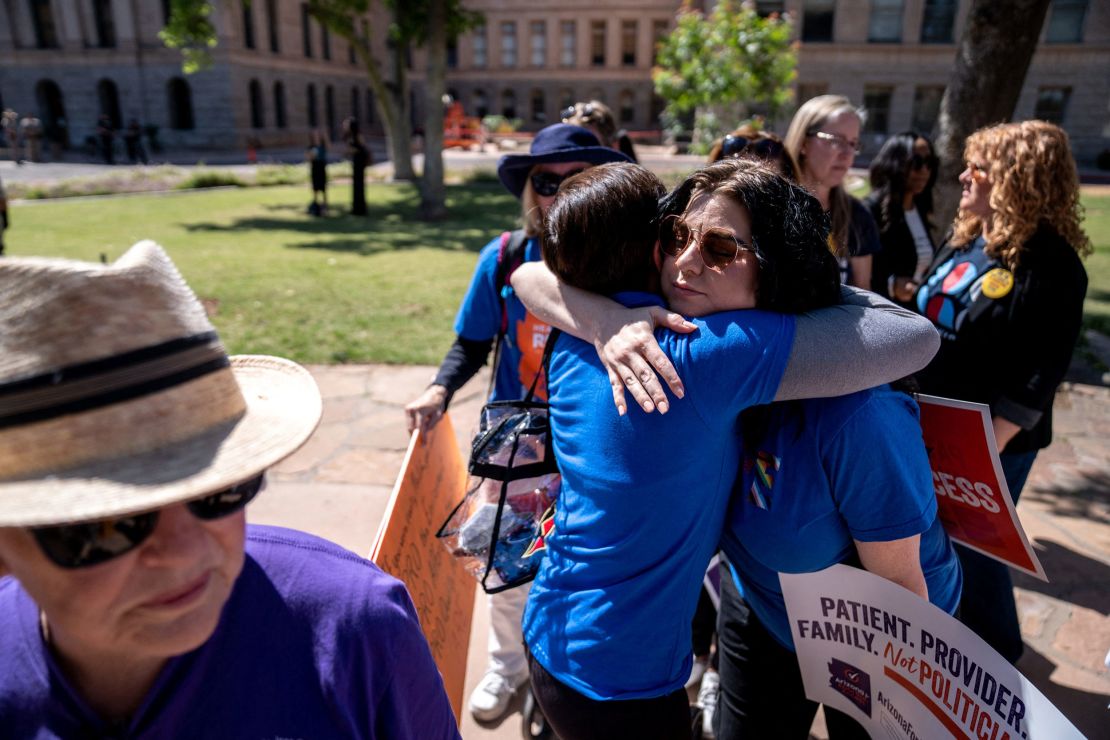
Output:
[691, 583, 717, 662]
[528, 652, 691, 740]
[955, 449, 1039, 664]
[716, 572, 869, 740]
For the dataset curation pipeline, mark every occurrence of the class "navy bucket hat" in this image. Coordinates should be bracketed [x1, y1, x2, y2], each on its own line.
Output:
[496, 124, 631, 199]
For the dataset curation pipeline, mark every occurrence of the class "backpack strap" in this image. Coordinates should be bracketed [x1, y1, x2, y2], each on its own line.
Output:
[487, 229, 530, 397]
[523, 328, 561, 403]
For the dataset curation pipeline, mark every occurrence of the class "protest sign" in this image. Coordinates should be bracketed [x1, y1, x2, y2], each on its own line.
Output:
[782, 565, 1081, 740]
[917, 394, 1045, 580]
[371, 413, 475, 723]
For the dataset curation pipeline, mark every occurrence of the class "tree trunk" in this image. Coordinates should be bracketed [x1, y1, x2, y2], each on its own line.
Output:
[419, 0, 448, 220]
[386, 39, 416, 182]
[932, 0, 1052, 237]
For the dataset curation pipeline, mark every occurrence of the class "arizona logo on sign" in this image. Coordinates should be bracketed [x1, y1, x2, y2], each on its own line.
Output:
[916, 395, 1045, 579]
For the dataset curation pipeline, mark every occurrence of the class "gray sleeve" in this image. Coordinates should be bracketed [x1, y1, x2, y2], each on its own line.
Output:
[774, 286, 940, 401]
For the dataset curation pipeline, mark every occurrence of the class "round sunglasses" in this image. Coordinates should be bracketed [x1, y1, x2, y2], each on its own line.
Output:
[31, 473, 266, 569]
[721, 134, 785, 160]
[530, 168, 586, 198]
[658, 215, 753, 270]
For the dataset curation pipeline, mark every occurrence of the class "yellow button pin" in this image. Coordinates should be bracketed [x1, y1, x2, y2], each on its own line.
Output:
[981, 267, 1014, 299]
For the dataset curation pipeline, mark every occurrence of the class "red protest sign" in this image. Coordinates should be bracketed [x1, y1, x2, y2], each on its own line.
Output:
[917, 394, 1045, 580]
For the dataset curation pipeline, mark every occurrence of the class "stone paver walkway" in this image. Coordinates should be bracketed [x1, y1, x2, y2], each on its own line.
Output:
[247, 365, 1110, 739]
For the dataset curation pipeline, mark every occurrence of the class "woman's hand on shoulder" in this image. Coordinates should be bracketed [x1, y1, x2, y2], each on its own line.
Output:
[595, 307, 695, 416]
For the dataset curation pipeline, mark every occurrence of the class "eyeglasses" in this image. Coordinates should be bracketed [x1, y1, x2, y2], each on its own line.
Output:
[658, 214, 753, 271]
[809, 131, 861, 155]
[721, 134, 785, 160]
[965, 161, 989, 181]
[909, 153, 938, 171]
[561, 103, 597, 122]
[530, 168, 585, 197]
[31, 474, 266, 569]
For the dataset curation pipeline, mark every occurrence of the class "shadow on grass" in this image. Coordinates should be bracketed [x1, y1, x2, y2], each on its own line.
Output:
[180, 184, 518, 254]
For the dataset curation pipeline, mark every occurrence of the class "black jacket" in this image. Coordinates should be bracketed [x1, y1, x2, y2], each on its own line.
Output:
[864, 192, 936, 301]
[914, 226, 1088, 453]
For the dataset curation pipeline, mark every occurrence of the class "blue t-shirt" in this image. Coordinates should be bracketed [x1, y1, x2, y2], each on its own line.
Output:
[721, 387, 962, 650]
[454, 234, 550, 401]
[0, 525, 460, 740]
[523, 292, 796, 701]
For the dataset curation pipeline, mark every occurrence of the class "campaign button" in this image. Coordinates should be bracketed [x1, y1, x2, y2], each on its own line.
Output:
[981, 268, 1014, 299]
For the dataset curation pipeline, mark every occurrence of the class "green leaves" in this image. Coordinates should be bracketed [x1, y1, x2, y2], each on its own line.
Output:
[158, 0, 217, 73]
[653, 1, 796, 127]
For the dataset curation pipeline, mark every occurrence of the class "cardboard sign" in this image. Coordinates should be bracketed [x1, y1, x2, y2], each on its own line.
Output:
[917, 394, 1046, 580]
[371, 413, 476, 723]
[782, 565, 1082, 740]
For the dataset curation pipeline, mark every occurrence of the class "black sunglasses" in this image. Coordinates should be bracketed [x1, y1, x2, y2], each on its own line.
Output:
[909, 153, 938, 171]
[560, 103, 596, 121]
[530, 168, 585, 198]
[658, 214, 753, 270]
[31, 474, 266, 569]
[721, 134, 784, 160]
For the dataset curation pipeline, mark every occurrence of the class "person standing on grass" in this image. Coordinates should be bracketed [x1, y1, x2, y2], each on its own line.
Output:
[96, 115, 116, 166]
[307, 128, 329, 216]
[124, 119, 149, 165]
[344, 118, 370, 216]
[403, 124, 629, 723]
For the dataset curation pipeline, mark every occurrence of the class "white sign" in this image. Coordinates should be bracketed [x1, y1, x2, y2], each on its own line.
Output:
[782, 565, 1082, 740]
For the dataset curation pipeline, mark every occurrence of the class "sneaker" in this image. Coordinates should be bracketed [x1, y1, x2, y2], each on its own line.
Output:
[469, 669, 527, 722]
[696, 670, 720, 739]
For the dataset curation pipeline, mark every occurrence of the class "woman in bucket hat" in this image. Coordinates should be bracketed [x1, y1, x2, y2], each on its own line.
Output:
[403, 123, 629, 722]
[0, 242, 460, 738]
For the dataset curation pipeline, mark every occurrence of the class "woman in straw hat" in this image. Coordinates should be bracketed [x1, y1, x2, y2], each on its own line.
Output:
[0, 242, 459, 738]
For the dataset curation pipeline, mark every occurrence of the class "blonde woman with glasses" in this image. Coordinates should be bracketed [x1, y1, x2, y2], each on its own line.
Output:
[784, 95, 881, 290]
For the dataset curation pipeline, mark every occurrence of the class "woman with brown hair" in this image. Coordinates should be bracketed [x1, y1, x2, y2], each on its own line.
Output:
[784, 95, 881, 289]
[914, 120, 1090, 664]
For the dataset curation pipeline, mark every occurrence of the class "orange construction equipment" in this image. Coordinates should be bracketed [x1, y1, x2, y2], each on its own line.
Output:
[444, 101, 484, 150]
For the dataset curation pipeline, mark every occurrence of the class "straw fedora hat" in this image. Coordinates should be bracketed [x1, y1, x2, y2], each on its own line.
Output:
[0, 241, 322, 527]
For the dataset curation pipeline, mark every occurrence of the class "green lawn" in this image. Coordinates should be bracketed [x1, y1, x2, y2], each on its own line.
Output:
[9, 183, 518, 364]
[7, 185, 1110, 364]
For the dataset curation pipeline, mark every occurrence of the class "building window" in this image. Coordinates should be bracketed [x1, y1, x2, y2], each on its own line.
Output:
[93, 0, 117, 48]
[301, 4, 313, 57]
[1034, 87, 1071, 124]
[652, 19, 668, 64]
[650, 94, 665, 124]
[868, 0, 903, 42]
[35, 79, 67, 141]
[274, 82, 287, 129]
[307, 84, 318, 127]
[591, 21, 606, 66]
[910, 85, 944, 134]
[755, 1, 786, 15]
[322, 26, 331, 60]
[97, 79, 121, 129]
[30, 0, 60, 48]
[325, 85, 336, 137]
[266, 0, 279, 52]
[920, 0, 956, 43]
[530, 21, 546, 67]
[501, 22, 517, 67]
[161, 0, 172, 25]
[348, 43, 356, 64]
[473, 89, 489, 119]
[167, 78, 194, 130]
[531, 89, 546, 123]
[502, 89, 517, 119]
[560, 21, 576, 67]
[248, 80, 264, 128]
[862, 85, 893, 135]
[802, 0, 835, 42]
[447, 38, 458, 68]
[351, 86, 360, 122]
[797, 82, 829, 105]
[619, 90, 634, 124]
[472, 26, 487, 68]
[241, 0, 255, 49]
[621, 21, 637, 66]
[1046, 0, 1087, 43]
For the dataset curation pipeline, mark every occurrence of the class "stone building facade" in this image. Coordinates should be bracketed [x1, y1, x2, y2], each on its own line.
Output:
[0, 1, 1106, 162]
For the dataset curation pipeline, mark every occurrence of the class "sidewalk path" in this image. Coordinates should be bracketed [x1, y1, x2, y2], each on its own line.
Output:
[248, 364, 1110, 739]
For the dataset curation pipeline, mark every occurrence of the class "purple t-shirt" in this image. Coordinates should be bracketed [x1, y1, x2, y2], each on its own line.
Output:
[0, 525, 461, 739]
